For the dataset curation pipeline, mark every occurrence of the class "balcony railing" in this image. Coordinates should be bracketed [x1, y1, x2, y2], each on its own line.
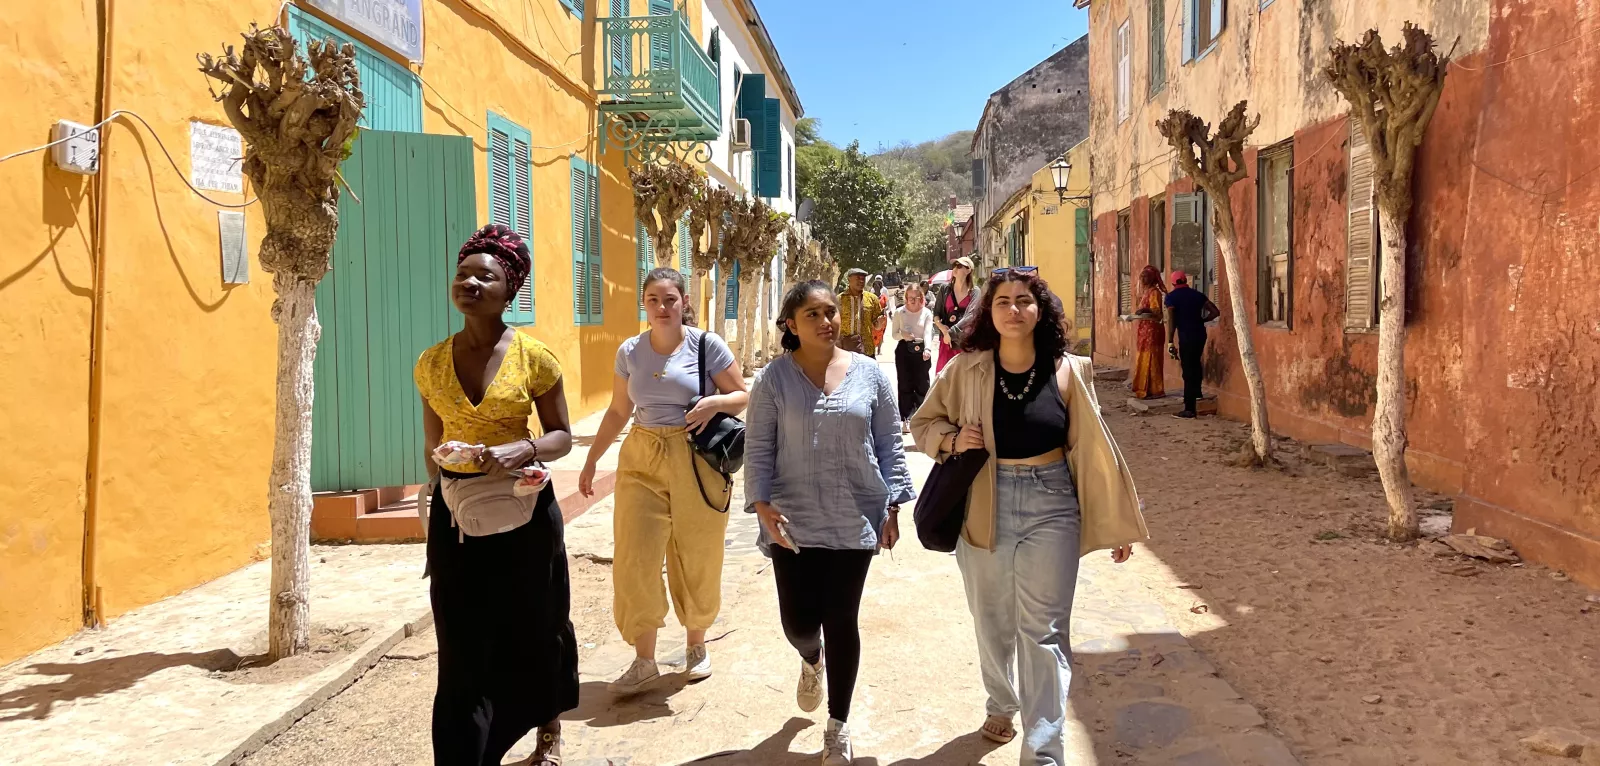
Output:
[598, 11, 721, 141]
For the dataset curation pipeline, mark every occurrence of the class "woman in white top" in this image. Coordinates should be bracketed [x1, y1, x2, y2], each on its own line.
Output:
[891, 282, 938, 430]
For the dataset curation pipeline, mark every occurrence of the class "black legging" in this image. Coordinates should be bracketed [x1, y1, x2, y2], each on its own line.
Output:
[770, 547, 874, 722]
[894, 341, 932, 422]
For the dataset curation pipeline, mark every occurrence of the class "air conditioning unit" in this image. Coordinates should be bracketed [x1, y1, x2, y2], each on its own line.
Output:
[730, 118, 752, 152]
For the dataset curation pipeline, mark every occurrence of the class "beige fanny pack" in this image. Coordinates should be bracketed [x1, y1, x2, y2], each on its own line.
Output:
[440, 473, 536, 540]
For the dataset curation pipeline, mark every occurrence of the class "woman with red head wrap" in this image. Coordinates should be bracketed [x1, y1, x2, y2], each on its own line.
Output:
[414, 224, 576, 765]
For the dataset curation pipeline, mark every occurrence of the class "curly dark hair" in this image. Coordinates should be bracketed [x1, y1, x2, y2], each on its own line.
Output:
[957, 270, 1072, 359]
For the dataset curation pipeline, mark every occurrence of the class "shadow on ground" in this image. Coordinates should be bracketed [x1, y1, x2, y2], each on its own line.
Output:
[0, 649, 241, 722]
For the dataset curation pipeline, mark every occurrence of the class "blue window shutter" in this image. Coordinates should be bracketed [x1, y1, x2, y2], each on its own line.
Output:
[489, 112, 536, 324]
[649, 0, 673, 70]
[724, 261, 740, 319]
[678, 211, 692, 271]
[609, 0, 632, 79]
[1182, 0, 1196, 63]
[588, 163, 603, 324]
[561, 0, 584, 17]
[637, 219, 653, 320]
[571, 157, 593, 325]
[756, 98, 783, 197]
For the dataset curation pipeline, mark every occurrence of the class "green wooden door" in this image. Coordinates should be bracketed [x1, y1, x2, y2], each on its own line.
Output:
[1074, 207, 1092, 339]
[312, 130, 477, 492]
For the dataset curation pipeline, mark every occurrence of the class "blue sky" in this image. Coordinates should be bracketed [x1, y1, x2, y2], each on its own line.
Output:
[757, 0, 1090, 151]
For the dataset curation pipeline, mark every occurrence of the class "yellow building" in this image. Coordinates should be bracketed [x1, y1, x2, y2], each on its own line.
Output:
[0, 0, 755, 664]
[981, 139, 1092, 349]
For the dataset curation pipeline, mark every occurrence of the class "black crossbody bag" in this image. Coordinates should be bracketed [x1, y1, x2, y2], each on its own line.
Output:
[686, 330, 745, 512]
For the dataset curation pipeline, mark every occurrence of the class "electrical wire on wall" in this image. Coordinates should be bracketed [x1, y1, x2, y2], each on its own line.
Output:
[0, 110, 259, 208]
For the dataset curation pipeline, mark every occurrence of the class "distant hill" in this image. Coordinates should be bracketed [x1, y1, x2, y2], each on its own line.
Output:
[869, 131, 975, 272]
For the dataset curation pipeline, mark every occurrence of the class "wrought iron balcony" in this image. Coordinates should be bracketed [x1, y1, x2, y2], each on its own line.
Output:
[598, 11, 721, 143]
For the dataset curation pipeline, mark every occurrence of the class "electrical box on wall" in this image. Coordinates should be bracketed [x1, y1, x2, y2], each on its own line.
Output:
[51, 120, 101, 175]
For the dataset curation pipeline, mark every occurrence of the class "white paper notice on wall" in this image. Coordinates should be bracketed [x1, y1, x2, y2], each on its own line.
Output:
[191, 122, 244, 193]
[219, 211, 249, 285]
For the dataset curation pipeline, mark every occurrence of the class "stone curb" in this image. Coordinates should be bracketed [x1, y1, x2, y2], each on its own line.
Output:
[215, 612, 435, 766]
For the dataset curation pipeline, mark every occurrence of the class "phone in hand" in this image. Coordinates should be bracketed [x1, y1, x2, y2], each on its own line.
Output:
[775, 520, 797, 551]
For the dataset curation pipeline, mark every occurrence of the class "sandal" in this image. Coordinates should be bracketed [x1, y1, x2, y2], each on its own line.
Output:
[980, 714, 1016, 744]
[523, 727, 561, 766]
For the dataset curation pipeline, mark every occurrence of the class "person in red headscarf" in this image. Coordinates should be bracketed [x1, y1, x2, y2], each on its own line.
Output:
[414, 223, 578, 766]
[1130, 265, 1167, 400]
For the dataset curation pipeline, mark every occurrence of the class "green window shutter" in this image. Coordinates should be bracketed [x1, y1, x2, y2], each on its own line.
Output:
[649, 0, 673, 70]
[561, 0, 584, 16]
[1149, 0, 1167, 96]
[489, 113, 536, 324]
[724, 261, 740, 319]
[678, 210, 692, 270]
[1170, 192, 1204, 293]
[739, 73, 768, 162]
[586, 162, 603, 324]
[756, 98, 783, 197]
[609, 0, 633, 80]
[637, 218, 653, 320]
[571, 157, 594, 325]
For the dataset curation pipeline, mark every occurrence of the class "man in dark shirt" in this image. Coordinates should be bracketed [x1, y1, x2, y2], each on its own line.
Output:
[1164, 270, 1221, 418]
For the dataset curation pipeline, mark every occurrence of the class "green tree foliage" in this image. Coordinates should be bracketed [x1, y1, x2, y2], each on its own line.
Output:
[809, 141, 911, 277]
[871, 131, 976, 273]
[796, 117, 842, 203]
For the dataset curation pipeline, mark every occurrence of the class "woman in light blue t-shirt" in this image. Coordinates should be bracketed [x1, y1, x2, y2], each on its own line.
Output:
[578, 268, 748, 697]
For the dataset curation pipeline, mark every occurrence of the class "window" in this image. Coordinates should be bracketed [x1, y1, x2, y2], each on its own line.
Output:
[1148, 0, 1167, 96]
[570, 156, 602, 326]
[637, 219, 654, 320]
[1116, 210, 1132, 313]
[724, 261, 741, 320]
[1344, 122, 1378, 331]
[649, 0, 673, 70]
[1148, 196, 1166, 272]
[1257, 142, 1293, 326]
[560, 0, 584, 16]
[488, 112, 535, 324]
[677, 211, 692, 271]
[1182, 0, 1226, 63]
[286, 8, 421, 133]
[1170, 191, 1214, 300]
[608, 0, 632, 81]
[1116, 20, 1132, 123]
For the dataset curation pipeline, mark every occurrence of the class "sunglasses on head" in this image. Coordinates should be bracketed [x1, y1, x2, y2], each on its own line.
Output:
[990, 265, 1039, 277]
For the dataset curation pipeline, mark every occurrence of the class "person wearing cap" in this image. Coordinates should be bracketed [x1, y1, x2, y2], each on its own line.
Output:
[933, 257, 978, 373]
[839, 268, 887, 357]
[1163, 271, 1221, 418]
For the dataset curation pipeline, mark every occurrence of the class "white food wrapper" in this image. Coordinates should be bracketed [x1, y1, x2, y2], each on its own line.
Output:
[513, 463, 551, 497]
[432, 441, 485, 466]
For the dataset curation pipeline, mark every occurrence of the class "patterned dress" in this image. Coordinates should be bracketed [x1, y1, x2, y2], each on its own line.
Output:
[1130, 287, 1167, 399]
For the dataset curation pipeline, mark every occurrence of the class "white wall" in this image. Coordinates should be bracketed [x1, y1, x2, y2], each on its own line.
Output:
[699, 0, 798, 216]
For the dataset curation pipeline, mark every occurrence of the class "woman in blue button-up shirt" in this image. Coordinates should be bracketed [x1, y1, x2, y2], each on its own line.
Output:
[744, 280, 915, 765]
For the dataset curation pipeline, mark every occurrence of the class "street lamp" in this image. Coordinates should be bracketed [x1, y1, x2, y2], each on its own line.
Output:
[1049, 156, 1073, 203]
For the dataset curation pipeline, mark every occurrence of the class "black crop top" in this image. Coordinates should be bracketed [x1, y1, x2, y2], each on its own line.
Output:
[992, 352, 1069, 459]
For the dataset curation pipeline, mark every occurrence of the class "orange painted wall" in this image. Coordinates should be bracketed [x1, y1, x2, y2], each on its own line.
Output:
[0, 0, 99, 664]
[1, 0, 706, 665]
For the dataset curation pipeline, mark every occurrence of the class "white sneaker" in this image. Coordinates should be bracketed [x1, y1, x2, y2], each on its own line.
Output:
[821, 718, 852, 765]
[797, 657, 824, 713]
[685, 643, 712, 681]
[608, 657, 660, 696]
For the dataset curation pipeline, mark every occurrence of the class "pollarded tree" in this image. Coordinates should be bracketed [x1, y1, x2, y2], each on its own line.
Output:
[630, 160, 701, 266]
[687, 184, 736, 328]
[1324, 24, 1451, 541]
[1157, 102, 1275, 467]
[723, 195, 790, 367]
[198, 24, 364, 659]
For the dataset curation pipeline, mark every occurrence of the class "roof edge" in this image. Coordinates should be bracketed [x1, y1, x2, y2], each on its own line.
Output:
[733, 0, 804, 118]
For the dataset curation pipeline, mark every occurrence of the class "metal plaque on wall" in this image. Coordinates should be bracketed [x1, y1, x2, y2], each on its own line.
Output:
[219, 211, 249, 285]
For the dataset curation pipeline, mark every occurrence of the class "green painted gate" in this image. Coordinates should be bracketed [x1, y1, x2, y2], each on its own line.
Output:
[311, 130, 477, 491]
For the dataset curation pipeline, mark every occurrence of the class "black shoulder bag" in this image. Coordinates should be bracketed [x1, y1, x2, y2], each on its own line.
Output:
[687, 330, 746, 512]
[912, 446, 988, 552]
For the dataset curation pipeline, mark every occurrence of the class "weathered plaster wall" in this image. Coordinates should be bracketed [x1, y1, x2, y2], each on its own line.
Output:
[1027, 141, 1092, 343]
[1086, 0, 1599, 585]
[975, 36, 1091, 263]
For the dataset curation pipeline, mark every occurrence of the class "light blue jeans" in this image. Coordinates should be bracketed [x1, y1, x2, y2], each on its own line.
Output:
[956, 460, 1082, 766]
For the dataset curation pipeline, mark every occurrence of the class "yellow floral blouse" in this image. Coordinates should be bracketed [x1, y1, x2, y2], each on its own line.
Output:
[415, 331, 562, 470]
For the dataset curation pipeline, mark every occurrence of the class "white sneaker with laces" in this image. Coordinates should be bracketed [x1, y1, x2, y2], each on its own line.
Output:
[685, 643, 712, 681]
[608, 657, 660, 696]
[797, 657, 824, 713]
[822, 718, 852, 765]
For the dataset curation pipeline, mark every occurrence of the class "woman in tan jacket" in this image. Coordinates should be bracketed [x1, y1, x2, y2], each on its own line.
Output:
[909, 266, 1148, 766]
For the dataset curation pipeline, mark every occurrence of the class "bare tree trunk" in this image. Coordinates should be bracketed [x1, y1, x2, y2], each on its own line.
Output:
[1374, 211, 1416, 540]
[737, 266, 761, 369]
[1212, 201, 1273, 464]
[267, 276, 320, 659]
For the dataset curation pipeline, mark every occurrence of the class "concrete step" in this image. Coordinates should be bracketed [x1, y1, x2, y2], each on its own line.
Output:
[1302, 443, 1377, 477]
[1126, 394, 1217, 415]
[1095, 367, 1130, 382]
[312, 470, 617, 543]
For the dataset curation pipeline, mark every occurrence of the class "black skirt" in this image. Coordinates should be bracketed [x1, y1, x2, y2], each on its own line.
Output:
[428, 475, 579, 765]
